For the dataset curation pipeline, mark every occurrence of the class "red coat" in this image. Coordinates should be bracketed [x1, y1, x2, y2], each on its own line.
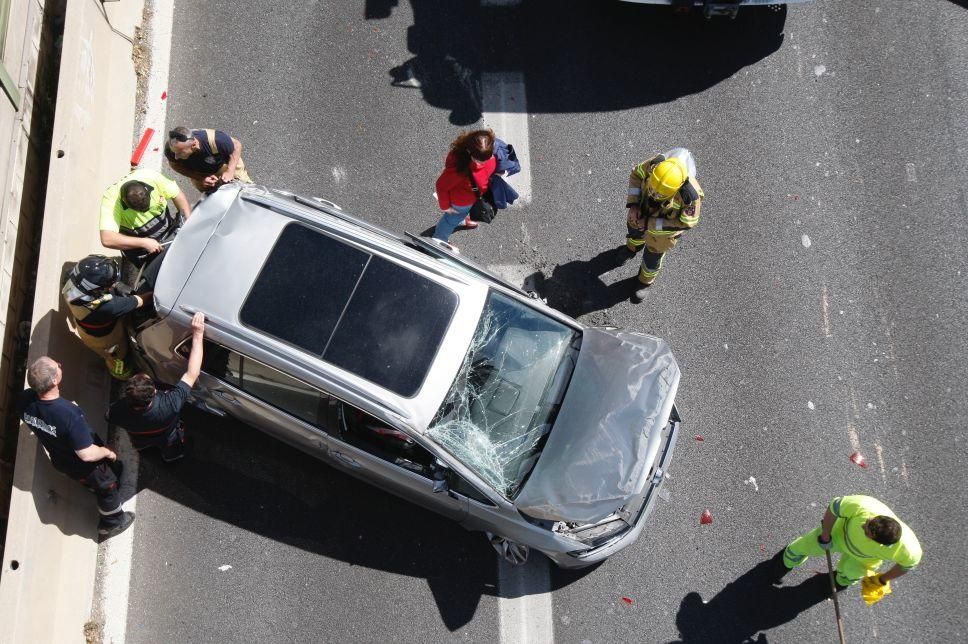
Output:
[435, 153, 497, 210]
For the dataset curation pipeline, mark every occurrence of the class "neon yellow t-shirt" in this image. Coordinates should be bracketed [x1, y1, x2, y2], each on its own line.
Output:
[99, 168, 180, 236]
[831, 495, 922, 570]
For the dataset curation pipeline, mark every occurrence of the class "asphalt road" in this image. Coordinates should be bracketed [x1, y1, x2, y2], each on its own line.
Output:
[124, 1, 968, 642]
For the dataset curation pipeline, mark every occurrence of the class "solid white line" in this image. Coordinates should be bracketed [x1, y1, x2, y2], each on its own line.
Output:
[98, 432, 138, 644]
[498, 557, 555, 644]
[99, 1, 176, 641]
[481, 72, 532, 205]
[139, 0, 175, 173]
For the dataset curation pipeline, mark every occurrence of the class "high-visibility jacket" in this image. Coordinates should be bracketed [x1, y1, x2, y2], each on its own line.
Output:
[99, 168, 181, 240]
[829, 495, 922, 571]
[626, 155, 703, 254]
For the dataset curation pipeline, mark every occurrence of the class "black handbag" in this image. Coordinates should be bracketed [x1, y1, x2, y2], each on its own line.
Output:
[467, 171, 496, 224]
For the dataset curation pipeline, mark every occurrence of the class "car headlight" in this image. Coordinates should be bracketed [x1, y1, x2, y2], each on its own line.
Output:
[554, 516, 629, 546]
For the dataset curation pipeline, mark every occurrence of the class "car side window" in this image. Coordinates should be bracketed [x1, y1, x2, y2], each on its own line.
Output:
[448, 472, 495, 506]
[333, 401, 437, 478]
[182, 339, 329, 428]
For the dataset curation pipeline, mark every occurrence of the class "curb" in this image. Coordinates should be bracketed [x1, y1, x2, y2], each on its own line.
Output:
[0, 1, 146, 642]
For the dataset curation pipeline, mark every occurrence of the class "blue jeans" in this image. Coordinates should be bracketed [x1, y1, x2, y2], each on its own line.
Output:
[433, 204, 473, 242]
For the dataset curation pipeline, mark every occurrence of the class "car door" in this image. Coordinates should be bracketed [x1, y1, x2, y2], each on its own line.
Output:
[320, 401, 467, 523]
[182, 339, 333, 458]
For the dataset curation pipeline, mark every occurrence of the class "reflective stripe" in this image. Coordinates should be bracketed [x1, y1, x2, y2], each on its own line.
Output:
[680, 214, 699, 225]
[831, 497, 843, 517]
[633, 164, 648, 180]
[649, 230, 678, 236]
[627, 187, 641, 196]
[626, 236, 646, 248]
[841, 520, 877, 559]
[639, 265, 661, 279]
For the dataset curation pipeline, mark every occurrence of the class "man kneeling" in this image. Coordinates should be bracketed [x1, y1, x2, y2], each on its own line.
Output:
[108, 313, 205, 461]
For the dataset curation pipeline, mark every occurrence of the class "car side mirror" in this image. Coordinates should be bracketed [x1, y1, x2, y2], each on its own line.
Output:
[431, 459, 450, 494]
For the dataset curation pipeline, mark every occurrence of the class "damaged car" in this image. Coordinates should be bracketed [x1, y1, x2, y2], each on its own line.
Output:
[132, 183, 682, 568]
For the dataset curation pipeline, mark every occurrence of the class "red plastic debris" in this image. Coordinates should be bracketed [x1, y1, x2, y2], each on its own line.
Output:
[700, 509, 713, 525]
[161, 90, 168, 100]
[621, 597, 634, 605]
[130, 128, 154, 167]
[849, 451, 869, 469]
[694, 435, 705, 442]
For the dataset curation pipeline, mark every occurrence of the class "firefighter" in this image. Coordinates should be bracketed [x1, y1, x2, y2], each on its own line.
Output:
[778, 494, 922, 590]
[62, 255, 150, 380]
[624, 148, 703, 301]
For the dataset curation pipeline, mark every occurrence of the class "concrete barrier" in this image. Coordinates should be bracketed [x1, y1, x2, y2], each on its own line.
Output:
[0, 1, 144, 642]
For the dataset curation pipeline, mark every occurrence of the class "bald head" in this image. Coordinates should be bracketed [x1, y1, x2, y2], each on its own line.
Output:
[27, 357, 61, 395]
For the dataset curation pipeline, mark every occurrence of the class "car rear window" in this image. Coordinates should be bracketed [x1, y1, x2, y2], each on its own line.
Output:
[239, 223, 458, 396]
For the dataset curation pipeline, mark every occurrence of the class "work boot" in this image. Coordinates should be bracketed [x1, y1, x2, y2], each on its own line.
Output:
[462, 216, 479, 230]
[98, 511, 135, 540]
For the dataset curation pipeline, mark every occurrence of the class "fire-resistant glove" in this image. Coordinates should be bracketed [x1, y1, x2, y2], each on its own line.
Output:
[818, 534, 833, 551]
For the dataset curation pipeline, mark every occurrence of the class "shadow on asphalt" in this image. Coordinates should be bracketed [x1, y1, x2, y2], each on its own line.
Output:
[366, 0, 788, 124]
[134, 405, 543, 631]
[669, 553, 835, 643]
[527, 246, 642, 319]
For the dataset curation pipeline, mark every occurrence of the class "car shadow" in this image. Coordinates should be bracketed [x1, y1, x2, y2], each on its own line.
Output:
[368, 0, 789, 124]
[132, 405, 560, 631]
[669, 554, 837, 643]
[527, 246, 641, 319]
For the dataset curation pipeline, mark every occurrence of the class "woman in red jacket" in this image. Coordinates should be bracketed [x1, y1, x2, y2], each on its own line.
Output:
[433, 129, 499, 243]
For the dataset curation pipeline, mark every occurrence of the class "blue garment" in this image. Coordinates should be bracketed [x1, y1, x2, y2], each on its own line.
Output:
[490, 174, 519, 209]
[19, 390, 100, 478]
[433, 204, 473, 242]
[494, 139, 521, 176]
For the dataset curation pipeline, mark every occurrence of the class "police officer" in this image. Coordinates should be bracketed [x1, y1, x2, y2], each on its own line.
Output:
[108, 312, 206, 462]
[165, 126, 253, 194]
[99, 168, 192, 265]
[778, 494, 922, 590]
[625, 148, 703, 302]
[62, 255, 150, 380]
[18, 357, 135, 539]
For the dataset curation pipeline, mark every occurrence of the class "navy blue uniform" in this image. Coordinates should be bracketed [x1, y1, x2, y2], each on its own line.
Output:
[19, 390, 123, 525]
[108, 381, 190, 461]
[164, 129, 234, 175]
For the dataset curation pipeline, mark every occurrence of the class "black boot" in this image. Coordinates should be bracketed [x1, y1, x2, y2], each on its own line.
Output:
[98, 511, 135, 540]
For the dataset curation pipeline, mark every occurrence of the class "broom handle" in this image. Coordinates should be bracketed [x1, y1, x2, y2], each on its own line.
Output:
[825, 549, 847, 644]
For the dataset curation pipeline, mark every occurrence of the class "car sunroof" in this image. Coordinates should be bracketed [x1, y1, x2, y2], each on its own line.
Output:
[240, 223, 458, 396]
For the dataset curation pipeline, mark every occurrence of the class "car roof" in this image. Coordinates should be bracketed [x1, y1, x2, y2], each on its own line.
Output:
[155, 184, 490, 432]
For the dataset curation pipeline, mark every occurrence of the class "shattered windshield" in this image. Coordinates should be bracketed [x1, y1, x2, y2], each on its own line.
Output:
[427, 291, 581, 498]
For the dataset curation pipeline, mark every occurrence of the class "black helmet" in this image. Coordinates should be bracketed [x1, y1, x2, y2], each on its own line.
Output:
[64, 255, 119, 303]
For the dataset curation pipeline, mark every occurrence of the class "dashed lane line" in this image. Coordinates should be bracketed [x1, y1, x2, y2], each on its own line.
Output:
[482, 72, 532, 205]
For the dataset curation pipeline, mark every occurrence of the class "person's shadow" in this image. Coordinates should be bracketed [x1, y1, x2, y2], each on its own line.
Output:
[529, 246, 640, 319]
[671, 553, 839, 643]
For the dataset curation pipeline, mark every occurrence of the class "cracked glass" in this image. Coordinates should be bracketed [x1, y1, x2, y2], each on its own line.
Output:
[427, 291, 580, 498]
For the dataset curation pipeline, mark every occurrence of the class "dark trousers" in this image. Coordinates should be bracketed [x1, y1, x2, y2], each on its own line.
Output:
[77, 461, 123, 527]
[128, 420, 185, 461]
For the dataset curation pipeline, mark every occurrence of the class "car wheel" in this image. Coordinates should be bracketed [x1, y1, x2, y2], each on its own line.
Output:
[486, 532, 529, 566]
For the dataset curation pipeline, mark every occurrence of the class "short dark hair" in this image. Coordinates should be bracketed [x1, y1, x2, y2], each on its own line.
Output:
[168, 126, 192, 145]
[868, 516, 902, 545]
[121, 181, 151, 212]
[123, 373, 157, 407]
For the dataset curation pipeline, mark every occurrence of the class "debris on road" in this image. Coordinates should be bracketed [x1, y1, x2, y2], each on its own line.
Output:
[621, 597, 634, 606]
[849, 451, 869, 469]
[700, 509, 713, 525]
[744, 476, 759, 492]
[694, 434, 705, 442]
[218, 564, 233, 572]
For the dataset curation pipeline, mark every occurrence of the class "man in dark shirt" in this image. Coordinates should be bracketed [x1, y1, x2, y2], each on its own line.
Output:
[108, 312, 206, 462]
[62, 255, 151, 380]
[165, 126, 252, 193]
[19, 357, 135, 539]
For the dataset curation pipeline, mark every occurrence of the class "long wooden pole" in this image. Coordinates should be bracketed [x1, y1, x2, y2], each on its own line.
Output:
[825, 549, 847, 644]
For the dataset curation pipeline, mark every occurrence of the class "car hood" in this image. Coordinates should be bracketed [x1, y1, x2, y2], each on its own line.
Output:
[514, 328, 680, 524]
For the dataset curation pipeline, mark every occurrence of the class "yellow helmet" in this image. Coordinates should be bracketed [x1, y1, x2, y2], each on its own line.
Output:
[647, 158, 688, 201]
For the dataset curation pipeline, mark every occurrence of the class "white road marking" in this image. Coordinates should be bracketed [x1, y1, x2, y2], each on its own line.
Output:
[498, 557, 554, 644]
[101, 2, 177, 642]
[98, 432, 138, 644]
[821, 283, 833, 338]
[481, 72, 532, 204]
[874, 442, 887, 482]
[138, 0, 175, 173]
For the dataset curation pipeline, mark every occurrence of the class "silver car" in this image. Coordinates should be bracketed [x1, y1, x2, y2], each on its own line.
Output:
[133, 183, 681, 568]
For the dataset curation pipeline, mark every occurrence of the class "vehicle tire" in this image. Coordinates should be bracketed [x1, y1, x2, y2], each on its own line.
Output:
[486, 532, 530, 566]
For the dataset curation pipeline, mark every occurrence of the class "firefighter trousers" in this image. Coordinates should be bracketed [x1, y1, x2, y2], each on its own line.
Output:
[626, 226, 664, 285]
[77, 461, 124, 528]
[783, 525, 883, 587]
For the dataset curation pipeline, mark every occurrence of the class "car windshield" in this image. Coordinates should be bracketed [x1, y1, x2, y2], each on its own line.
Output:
[426, 291, 581, 498]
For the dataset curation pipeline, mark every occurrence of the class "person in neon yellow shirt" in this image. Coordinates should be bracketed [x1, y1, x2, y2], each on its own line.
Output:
[99, 168, 192, 263]
[781, 495, 922, 589]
